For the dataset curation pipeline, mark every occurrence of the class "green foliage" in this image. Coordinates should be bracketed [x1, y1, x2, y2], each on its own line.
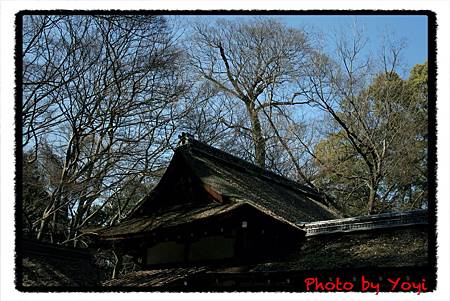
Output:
[314, 131, 369, 216]
[314, 62, 428, 216]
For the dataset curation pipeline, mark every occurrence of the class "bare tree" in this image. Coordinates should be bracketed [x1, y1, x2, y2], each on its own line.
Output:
[301, 25, 427, 215]
[189, 18, 314, 167]
[22, 15, 190, 245]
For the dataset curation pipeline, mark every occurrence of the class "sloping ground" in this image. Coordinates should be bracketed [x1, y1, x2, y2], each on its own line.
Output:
[103, 266, 208, 287]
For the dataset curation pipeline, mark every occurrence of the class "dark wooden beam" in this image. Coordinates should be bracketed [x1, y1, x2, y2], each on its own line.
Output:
[202, 183, 225, 203]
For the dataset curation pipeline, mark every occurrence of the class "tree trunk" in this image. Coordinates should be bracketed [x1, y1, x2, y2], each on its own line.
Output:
[246, 104, 266, 168]
[112, 250, 123, 279]
[36, 217, 47, 241]
[367, 186, 376, 215]
[36, 204, 53, 241]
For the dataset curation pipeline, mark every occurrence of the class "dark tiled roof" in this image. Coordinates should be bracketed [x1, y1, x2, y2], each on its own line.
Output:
[181, 138, 341, 223]
[96, 136, 341, 238]
[21, 240, 105, 287]
[250, 226, 429, 271]
[95, 202, 243, 239]
[301, 209, 428, 236]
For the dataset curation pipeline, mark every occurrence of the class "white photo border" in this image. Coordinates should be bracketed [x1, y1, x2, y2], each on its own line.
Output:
[1, 1, 448, 301]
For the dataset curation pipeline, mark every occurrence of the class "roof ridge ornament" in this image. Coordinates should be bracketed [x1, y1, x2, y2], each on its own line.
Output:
[178, 132, 194, 147]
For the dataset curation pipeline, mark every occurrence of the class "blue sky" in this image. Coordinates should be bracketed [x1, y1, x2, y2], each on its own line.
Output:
[184, 14, 428, 77]
[282, 15, 428, 72]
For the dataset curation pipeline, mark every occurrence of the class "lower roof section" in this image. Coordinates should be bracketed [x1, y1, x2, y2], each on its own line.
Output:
[93, 199, 304, 240]
[103, 226, 430, 289]
[250, 226, 429, 271]
[94, 204, 428, 241]
[93, 202, 243, 239]
[301, 209, 428, 236]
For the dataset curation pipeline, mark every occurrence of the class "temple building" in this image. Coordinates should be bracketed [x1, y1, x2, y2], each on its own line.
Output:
[92, 133, 432, 291]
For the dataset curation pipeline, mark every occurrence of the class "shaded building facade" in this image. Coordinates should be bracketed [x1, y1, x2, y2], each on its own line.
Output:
[93, 134, 433, 291]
